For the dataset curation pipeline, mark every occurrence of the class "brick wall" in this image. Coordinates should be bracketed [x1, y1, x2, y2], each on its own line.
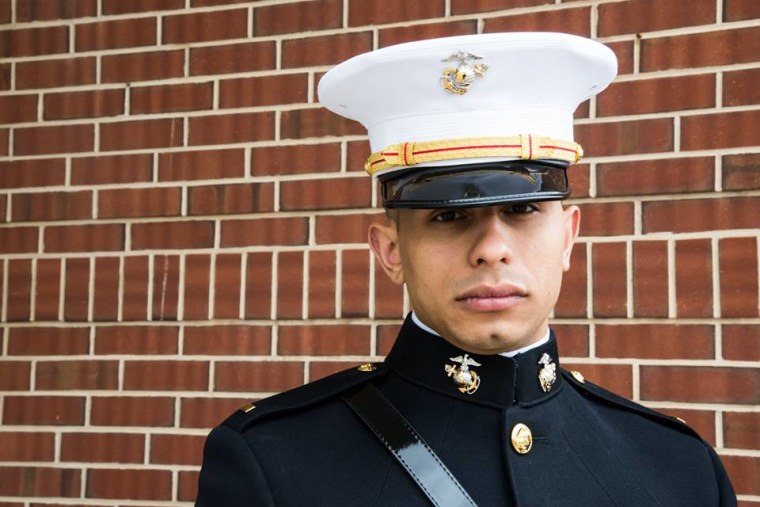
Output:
[0, 0, 758, 504]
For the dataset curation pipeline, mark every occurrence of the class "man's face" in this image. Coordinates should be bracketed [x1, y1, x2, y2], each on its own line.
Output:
[369, 201, 580, 355]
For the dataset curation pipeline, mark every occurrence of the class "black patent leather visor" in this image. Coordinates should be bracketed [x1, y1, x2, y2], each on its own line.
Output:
[379, 161, 570, 209]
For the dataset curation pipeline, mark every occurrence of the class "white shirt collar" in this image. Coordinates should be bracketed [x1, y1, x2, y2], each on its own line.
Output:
[410, 311, 551, 357]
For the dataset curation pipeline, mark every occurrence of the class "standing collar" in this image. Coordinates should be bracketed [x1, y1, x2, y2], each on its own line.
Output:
[385, 314, 562, 409]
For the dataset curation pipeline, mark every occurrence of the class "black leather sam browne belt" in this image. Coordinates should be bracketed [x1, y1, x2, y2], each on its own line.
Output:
[342, 384, 478, 507]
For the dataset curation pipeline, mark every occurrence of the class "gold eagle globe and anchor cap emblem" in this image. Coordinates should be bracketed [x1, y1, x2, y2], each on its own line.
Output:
[441, 50, 489, 95]
[537, 353, 557, 392]
[445, 354, 482, 394]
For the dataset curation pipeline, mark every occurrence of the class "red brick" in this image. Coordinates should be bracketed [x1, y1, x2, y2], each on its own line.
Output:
[346, 139, 372, 172]
[0, 432, 54, 461]
[220, 74, 307, 109]
[0, 0, 9, 22]
[95, 326, 179, 355]
[0, 94, 37, 123]
[574, 118, 673, 157]
[100, 118, 183, 151]
[184, 325, 271, 355]
[180, 397, 247, 428]
[64, 258, 90, 321]
[0, 25, 68, 58]
[17, 56, 96, 89]
[163, 8, 248, 44]
[87, 469, 171, 500]
[124, 360, 209, 390]
[641, 27, 760, 72]
[342, 249, 370, 317]
[8, 327, 89, 356]
[348, 0, 443, 25]
[90, 396, 174, 427]
[103, 0, 184, 14]
[131, 221, 214, 250]
[16, 0, 97, 20]
[374, 265, 405, 319]
[379, 20, 476, 47]
[44, 88, 124, 120]
[3, 396, 85, 425]
[152, 254, 180, 321]
[596, 324, 713, 360]
[555, 245, 587, 318]
[674, 239, 713, 318]
[641, 366, 760, 404]
[14, 124, 94, 156]
[12, 191, 92, 222]
[159, 148, 244, 181]
[592, 242, 627, 318]
[282, 32, 373, 68]
[277, 251, 304, 319]
[0, 466, 80, 497]
[723, 154, 760, 191]
[34, 259, 62, 321]
[561, 363, 633, 398]
[281, 177, 371, 211]
[189, 41, 275, 75]
[213, 254, 242, 319]
[724, 68, 760, 107]
[98, 187, 181, 219]
[189, 183, 275, 216]
[657, 408, 717, 445]
[251, 143, 341, 176]
[0, 63, 9, 90]
[61, 432, 144, 463]
[683, 110, 760, 151]
[151, 434, 205, 465]
[377, 324, 402, 356]
[189, 112, 274, 145]
[281, 107, 365, 139]
[76, 17, 156, 52]
[452, 0, 550, 14]
[36, 360, 117, 390]
[256, 0, 341, 35]
[131, 82, 213, 114]
[121, 256, 149, 321]
[552, 324, 589, 358]
[577, 202, 633, 236]
[214, 361, 304, 392]
[598, 0, 714, 37]
[719, 237, 759, 318]
[0, 159, 65, 189]
[184, 254, 211, 320]
[93, 257, 119, 321]
[308, 250, 336, 318]
[724, 412, 760, 450]
[102, 50, 184, 83]
[598, 74, 715, 117]
[245, 252, 273, 319]
[643, 197, 760, 233]
[723, 455, 760, 496]
[723, 325, 760, 362]
[221, 217, 309, 247]
[0, 361, 31, 390]
[606, 40, 634, 75]
[724, 0, 760, 20]
[597, 157, 714, 196]
[179, 470, 200, 502]
[310, 361, 358, 381]
[6, 259, 32, 321]
[315, 212, 383, 244]
[72, 154, 152, 185]
[632, 241, 668, 318]
[279, 324, 370, 355]
[484, 7, 591, 36]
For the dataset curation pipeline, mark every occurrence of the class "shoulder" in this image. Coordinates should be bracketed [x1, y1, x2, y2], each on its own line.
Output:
[221, 362, 388, 433]
[560, 368, 703, 440]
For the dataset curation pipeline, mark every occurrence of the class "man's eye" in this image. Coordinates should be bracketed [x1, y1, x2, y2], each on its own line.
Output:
[431, 210, 463, 222]
[506, 203, 538, 214]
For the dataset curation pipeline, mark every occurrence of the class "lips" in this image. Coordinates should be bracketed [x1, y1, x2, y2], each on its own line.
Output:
[455, 284, 527, 312]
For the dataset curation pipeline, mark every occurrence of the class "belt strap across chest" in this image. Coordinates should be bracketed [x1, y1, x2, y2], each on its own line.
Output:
[342, 384, 478, 507]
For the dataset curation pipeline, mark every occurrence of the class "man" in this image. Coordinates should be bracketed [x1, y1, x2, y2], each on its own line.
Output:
[196, 33, 735, 506]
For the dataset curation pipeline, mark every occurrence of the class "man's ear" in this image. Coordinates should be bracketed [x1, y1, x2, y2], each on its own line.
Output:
[562, 205, 581, 272]
[368, 220, 404, 285]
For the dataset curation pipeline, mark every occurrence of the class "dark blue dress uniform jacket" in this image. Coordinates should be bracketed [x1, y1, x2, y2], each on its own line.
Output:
[196, 316, 736, 506]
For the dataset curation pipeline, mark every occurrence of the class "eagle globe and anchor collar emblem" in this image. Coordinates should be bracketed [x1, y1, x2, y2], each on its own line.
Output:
[441, 50, 489, 95]
[445, 354, 482, 394]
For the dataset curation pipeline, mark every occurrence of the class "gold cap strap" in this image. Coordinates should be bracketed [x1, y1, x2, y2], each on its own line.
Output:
[365, 135, 583, 176]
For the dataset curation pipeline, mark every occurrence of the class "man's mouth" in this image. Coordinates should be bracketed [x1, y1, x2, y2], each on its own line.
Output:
[455, 284, 527, 311]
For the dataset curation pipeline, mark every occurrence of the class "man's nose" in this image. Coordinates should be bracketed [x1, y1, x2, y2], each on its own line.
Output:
[467, 215, 514, 267]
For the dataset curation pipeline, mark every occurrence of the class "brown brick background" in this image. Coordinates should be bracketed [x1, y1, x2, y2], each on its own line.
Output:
[0, 0, 758, 504]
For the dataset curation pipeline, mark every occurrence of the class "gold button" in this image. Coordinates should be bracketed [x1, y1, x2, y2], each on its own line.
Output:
[511, 423, 533, 454]
[571, 370, 585, 383]
[357, 363, 377, 372]
[240, 403, 256, 413]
